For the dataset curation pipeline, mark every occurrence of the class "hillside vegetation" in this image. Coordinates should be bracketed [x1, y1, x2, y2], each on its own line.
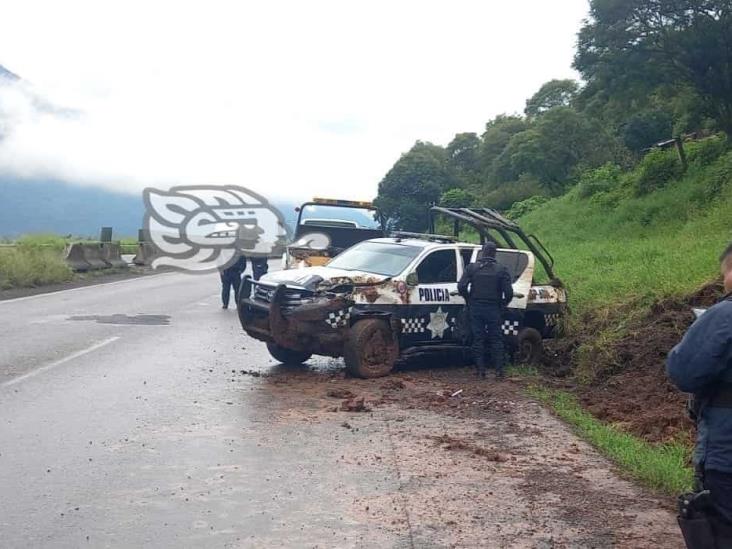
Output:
[521, 140, 732, 315]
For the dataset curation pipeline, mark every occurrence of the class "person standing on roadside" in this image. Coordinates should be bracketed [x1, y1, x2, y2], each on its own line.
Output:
[458, 241, 513, 379]
[219, 254, 247, 309]
[667, 243, 732, 548]
[251, 256, 269, 281]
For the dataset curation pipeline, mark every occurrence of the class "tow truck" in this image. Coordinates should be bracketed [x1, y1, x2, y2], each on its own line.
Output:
[238, 207, 566, 377]
[283, 198, 385, 269]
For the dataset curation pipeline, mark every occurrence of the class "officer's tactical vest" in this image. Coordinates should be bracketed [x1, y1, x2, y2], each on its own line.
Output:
[470, 260, 502, 303]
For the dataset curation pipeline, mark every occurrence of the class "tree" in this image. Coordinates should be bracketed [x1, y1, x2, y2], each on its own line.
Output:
[439, 188, 475, 208]
[374, 141, 458, 231]
[446, 132, 481, 178]
[621, 109, 674, 153]
[478, 115, 530, 181]
[575, 1, 732, 134]
[494, 107, 613, 190]
[525, 79, 579, 118]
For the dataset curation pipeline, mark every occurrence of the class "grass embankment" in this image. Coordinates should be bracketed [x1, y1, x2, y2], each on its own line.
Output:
[521, 144, 732, 316]
[512, 139, 732, 493]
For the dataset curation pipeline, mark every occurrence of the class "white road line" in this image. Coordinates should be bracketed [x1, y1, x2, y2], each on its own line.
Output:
[1, 336, 121, 388]
[0, 272, 178, 305]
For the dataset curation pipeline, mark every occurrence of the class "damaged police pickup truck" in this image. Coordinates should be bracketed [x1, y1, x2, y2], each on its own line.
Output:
[237, 207, 567, 378]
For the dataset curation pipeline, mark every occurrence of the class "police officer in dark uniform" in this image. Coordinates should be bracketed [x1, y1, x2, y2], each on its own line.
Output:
[219, 254, 247, 309]
[458, 241, 513, 379]
[667, 243, 732, 548]
[251, 256, 269, 281]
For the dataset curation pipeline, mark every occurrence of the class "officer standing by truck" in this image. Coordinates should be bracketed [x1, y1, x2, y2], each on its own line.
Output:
[667, 243, 732, 548]
[219, 254, 247, 309]
[251, 256, 269, 281]
[458, 241, 513, 379]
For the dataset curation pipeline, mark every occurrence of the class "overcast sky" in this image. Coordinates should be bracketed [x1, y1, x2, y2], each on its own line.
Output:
[0, 0, 588, 201]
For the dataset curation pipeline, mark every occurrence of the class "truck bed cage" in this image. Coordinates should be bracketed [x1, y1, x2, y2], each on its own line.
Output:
[429, 206, 559, 282]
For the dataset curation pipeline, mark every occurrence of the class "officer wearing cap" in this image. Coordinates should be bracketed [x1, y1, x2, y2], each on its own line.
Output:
[458, 241, 514, 379]
[667, 243, 732, 547]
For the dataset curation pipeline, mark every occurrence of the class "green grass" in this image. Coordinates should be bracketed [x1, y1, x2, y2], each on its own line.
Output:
[519, 150, 732, 316]
[0, 247, 73, 289]
[528, 385, 693, 495]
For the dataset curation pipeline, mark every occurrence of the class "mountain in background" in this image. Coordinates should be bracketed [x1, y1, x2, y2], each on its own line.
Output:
[0, 64, 19, 82]
[0, 178, 299, 239]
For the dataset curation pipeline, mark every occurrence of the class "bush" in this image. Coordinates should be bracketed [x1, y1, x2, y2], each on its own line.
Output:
[700, 151, 732, 200]
[686, 134, 729, 167]
[0, 247, 73, 289]
[479, 175, 546, 210]
[15, 233, 70, 252]
[576, 163, 623, 199]
[635, 149, 683, 195]
[506, 195, 550, 219]
[439, 188, 476, 208]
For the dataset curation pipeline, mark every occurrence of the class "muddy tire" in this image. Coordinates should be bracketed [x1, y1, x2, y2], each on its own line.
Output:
[266, 342, 312, 365]
[516, 327, 543, 364]
[344, 318, 399, 378]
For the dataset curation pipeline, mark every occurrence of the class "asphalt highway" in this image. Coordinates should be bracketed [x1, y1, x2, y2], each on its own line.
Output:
[0, 266, 683, 548]
[0, 267, 406, 548]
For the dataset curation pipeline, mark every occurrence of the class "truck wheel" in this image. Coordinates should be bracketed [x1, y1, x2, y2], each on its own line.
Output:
[266, 342, 312, 365]
[344, 319, 399, 378]
[516, 327, 543, 364]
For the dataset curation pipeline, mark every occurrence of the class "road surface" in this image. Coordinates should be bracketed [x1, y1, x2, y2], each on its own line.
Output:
[0, 268, 682, 548]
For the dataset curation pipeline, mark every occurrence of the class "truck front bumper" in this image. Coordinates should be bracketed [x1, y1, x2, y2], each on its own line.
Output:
[238, 282, 352, 357]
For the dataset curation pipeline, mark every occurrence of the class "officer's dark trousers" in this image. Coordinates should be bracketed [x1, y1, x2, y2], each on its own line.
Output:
[707, 469, 732, 525]
[252, 258, 268, 281]
[221, 272, 242, 308]
[470, 302, 504, 373]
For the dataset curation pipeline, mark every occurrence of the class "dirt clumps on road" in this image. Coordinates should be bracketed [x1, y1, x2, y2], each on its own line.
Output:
[431, 434, 509, 462]
[543, 280, 723, 444]
[248, 364, 681, 547]
[339, 395, 371, 412]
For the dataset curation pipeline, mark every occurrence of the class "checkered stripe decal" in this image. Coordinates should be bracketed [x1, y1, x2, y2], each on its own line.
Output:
[502, 320, 520, 336]
[325, 308, 352, 329]
[401, 317, 425, 334]
[545, 313, 560, 326]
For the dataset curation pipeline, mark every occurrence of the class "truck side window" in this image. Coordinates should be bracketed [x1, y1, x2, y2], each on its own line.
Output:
[459, 248, 474, 269]
[416, 250, 457, 284]
[495, 250, 529, 282]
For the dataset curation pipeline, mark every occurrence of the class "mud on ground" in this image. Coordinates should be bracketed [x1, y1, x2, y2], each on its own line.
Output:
[543, 281, 724, 444]
[238, 362, 681, 548]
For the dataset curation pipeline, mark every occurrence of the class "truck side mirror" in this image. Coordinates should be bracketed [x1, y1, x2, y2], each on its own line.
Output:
[405, 272, 419, 286]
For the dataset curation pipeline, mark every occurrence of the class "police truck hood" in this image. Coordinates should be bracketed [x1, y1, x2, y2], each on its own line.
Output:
[259, 266, 389, 290]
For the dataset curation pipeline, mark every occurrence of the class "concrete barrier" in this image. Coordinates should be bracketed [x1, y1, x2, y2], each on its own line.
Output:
[63, 243, 91, 272]
[101, 242, 128, 268]
[81, 243, 109, 270]
[132, 242, 158, 266]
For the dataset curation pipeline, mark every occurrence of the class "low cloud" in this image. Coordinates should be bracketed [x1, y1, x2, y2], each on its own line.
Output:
[0, 0, 587, 201]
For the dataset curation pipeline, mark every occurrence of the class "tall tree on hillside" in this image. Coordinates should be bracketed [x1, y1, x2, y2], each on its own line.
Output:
[494, 107, 613, 190]
[479, 115, 530, 181]
[525, 79, 579, 118]
[374, 141, 457, 231]
[575, 0, 732, 134]
[446, 132, 481, 181]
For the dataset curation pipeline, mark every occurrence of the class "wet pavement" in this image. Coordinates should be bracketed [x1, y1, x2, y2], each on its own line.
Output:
[0, 268, 682, 548]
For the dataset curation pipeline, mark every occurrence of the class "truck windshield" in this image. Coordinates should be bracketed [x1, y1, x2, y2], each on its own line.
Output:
[327, 242, 421, 276]
[299, 205, 381, 229]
